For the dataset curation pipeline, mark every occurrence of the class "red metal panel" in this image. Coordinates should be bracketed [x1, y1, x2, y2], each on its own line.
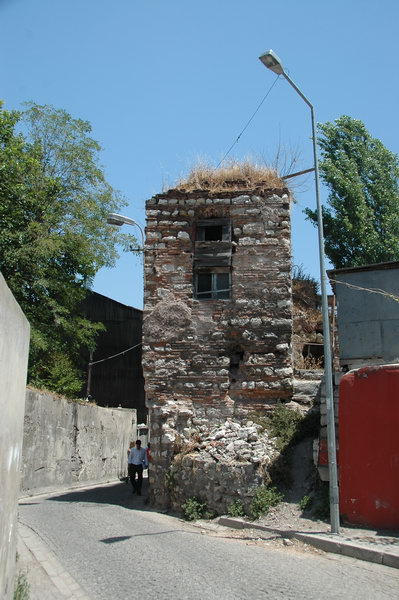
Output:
[339, 365, 399, 529]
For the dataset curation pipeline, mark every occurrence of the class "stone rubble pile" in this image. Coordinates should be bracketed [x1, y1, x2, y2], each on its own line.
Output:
[187, 419, 278, 466]
[168, 419, 280, 514]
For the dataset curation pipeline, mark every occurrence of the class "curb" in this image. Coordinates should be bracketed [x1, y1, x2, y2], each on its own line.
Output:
[18, 522, 91, 599]
[218, 517, 399, 570]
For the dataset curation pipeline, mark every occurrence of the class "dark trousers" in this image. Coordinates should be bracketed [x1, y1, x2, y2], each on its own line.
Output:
[128, 464, 143, 493]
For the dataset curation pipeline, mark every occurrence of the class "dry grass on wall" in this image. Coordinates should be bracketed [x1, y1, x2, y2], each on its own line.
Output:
[170, 161, 286, 194]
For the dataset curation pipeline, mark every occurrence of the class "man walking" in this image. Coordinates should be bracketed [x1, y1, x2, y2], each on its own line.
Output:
[128, 440, 148, 495]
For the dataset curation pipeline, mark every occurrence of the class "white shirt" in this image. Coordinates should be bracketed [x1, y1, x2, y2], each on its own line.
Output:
[128, 447, 148, 467]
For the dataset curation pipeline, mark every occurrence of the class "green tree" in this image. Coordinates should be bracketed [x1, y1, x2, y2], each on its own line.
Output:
[0, 102, 135, 395]
[305, 115, 399, 268]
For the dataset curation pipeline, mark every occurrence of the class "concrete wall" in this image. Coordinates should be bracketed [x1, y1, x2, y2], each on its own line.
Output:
[21, 389, 137, 496]
[0, 274, 30, 600]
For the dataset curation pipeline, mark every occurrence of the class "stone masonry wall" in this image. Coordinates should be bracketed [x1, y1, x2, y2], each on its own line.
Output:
[143, 187, 293, 509]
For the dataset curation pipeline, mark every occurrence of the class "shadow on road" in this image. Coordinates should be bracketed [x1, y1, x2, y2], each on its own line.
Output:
[47, 479, 152, 510]
[99, 529, 201, 544]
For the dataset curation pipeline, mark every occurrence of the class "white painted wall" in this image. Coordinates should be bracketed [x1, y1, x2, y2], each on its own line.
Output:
[0, 274, 30, 600]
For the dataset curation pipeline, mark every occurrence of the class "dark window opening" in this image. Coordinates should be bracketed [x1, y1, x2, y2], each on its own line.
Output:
[195, 271, 231, 300]
[302, 343, 324, 367]
[196, 220, 231, 242]
[229, 349, 244, 383]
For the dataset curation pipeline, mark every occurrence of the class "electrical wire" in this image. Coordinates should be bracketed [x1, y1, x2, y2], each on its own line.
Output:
[330, 278, 399, 303]
[89, 342, 142, 366]
[89, 77, 281, 369]
[216, 74, 280, 168]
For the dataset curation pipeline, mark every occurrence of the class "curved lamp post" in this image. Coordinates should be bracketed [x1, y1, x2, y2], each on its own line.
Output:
[259, 49, 340, 534]
[107, 212, 145, 250]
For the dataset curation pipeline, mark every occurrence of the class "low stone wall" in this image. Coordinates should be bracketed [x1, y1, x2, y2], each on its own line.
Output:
[160, 417, 279, 515]
[0, 274, 30, 600]
[21, 389, 137, 496]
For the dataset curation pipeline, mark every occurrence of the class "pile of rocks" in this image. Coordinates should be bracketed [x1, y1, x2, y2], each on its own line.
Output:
[168, 419, 279, 515]
[191, 419, 277, 465]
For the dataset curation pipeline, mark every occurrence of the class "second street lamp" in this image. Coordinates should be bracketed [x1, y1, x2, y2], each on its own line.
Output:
[259, 49, 340, 535]
[107, 212, 145, 250]
[107, 212, 146, 308]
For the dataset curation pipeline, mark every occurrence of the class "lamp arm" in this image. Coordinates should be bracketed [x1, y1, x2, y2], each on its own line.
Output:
[282, 72, 313, 110]
[135, 223, 145, 249]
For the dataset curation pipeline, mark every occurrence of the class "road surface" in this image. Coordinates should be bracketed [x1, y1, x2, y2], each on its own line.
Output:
[18, 481, 399, 599]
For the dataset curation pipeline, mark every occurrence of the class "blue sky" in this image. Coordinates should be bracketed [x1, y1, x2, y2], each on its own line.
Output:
[2, 0, 398, 309]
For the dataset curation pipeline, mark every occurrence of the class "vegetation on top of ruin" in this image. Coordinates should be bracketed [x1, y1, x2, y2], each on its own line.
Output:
[26, 385, 96, 405]
[171, 161, 286, 194]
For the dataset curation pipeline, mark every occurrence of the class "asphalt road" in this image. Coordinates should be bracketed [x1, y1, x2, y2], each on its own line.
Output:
[19, 481, 399, 600]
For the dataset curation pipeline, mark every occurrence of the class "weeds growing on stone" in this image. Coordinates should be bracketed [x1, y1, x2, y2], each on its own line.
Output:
[249, 485, 283, 519]
[182, 497, 207, 521]
[265, 404, 304, 451]
[14, 572, 30, 600]
[227, 499, 246, 518]
[252, 404, 319, 453]
[299, 494, 313, 511]
[173, 433, 202, 459]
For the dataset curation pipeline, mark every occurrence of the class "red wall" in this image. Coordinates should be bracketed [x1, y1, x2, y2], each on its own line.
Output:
[339, 365, 399, 529]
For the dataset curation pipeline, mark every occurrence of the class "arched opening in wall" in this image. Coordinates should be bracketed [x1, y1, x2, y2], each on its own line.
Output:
[229, 347, 244, 388]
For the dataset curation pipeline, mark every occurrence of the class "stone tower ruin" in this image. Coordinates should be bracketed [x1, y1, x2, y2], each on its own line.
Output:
[143, 175, 293, 510]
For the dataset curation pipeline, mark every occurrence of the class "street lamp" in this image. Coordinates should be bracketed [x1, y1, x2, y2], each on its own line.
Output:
[107, 212, 145, 250]
[259, 50, 340, 534]
[107, 211, 145, 304]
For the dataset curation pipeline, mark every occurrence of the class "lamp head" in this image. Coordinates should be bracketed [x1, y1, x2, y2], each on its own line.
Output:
[107, 213, 137, 227]
[259, 50, 285, 75]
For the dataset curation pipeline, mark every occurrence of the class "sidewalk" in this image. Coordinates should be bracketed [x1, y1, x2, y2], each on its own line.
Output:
[218, 515, 399, 569]
[17, 522, 91, 600]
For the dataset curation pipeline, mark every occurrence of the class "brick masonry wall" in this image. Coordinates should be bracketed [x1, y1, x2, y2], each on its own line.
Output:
[143, 187, 293, 508]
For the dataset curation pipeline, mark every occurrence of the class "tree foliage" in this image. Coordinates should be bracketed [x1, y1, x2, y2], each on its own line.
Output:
[0, 102, 135, 395]
[305, 115, 399, 268]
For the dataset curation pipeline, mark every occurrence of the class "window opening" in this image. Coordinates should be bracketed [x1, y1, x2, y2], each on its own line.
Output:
[194, 218, 232, 300]
[196, 220, 231, 242]
[195, 271, 231, 300]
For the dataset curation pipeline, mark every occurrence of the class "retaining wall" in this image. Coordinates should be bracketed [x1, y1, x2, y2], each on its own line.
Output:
[0, 274, 30, 600]
[21, 389, 137, 496]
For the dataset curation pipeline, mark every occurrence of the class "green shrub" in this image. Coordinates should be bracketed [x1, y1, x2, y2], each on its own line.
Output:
[299, 494, 313, 511]
[252, 404, 319, 453]
[182, 497, 207, 521]
[14, 572, 30, 600]
[266, 404, 304, 451]
[227, 499, 246, 518]
[250, 485, 283, 519]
